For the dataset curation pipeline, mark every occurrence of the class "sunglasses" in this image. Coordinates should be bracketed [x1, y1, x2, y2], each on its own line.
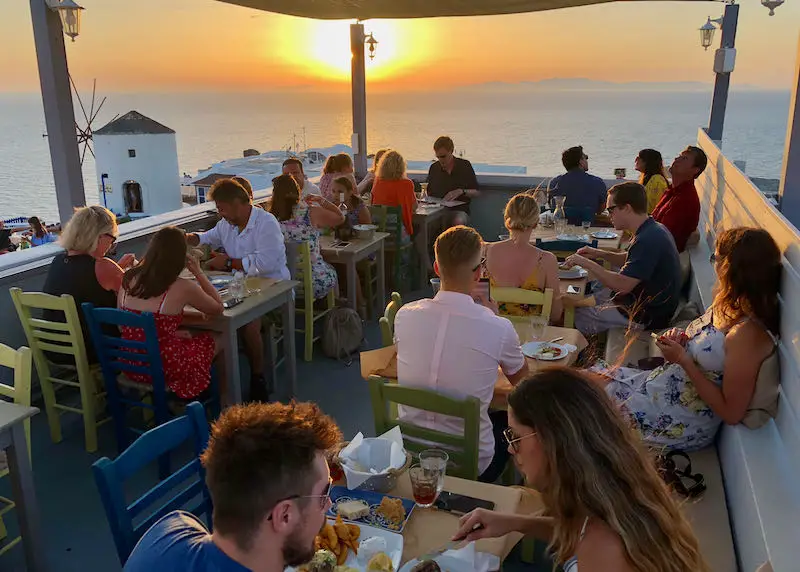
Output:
[710, 253, 717, 264]
[503, 428, 536, 452]
[607, 205, 619, 214]
[103, 233, 118, 244]
[472, 256, 487, 272]
[266, 479, 333, 520]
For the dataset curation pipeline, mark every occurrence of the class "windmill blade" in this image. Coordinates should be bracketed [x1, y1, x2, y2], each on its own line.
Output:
[87, 143, 95, 159]
[89, 96, 107, 125]
[69, 74, 91, 126]
[80, 139, 89, 166]
[89, 79, 97, 119]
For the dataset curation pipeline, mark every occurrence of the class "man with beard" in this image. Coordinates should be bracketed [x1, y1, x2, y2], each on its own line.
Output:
[124, 401, 342, 572]
[186, 178, 290, 401]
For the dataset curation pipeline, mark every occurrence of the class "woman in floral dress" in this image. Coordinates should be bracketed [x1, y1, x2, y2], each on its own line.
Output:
[118, 227, 224, 399]
[597, 228, 781, 450]
[270, 174, 344, 299]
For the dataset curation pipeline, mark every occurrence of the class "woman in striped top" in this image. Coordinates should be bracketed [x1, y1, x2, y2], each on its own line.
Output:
[453, 368, 708, 572]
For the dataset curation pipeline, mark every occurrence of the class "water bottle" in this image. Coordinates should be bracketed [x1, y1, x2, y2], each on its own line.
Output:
[230, 271, 246, 302]
[554, 196, 567, 236]
[338, 192, 349, 218]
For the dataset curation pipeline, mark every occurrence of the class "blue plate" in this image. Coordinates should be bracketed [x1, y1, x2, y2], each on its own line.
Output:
[327, 486, 415, 532]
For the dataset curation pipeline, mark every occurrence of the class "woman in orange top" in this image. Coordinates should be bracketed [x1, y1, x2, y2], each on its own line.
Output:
[371, 150, 432, 274]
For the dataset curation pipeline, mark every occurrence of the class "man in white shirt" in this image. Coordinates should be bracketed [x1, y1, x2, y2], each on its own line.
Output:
[394, 226, 529, 482]
[282, 158, 320, 198]
[187, 178, 290, 401]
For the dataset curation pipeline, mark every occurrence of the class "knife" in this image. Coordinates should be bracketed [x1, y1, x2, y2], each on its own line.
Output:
[548, 336, 564, 343]
[416, 524, 484, 561]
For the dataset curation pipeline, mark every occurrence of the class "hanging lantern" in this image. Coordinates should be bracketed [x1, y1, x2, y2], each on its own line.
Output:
[49, 0, 85, 42]
[365, 33, 378, 61]
[699, 18, 716, 51]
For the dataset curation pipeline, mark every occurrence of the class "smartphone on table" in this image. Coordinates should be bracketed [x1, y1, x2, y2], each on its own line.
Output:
[434, 492, 495, 516]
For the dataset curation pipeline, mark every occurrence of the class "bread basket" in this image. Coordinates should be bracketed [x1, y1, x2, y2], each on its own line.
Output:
[353, 224, 378, 240]
[332, 441, 412, 493]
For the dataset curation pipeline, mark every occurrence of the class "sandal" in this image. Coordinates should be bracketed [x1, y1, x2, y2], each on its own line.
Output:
[657, 450, 706, 498]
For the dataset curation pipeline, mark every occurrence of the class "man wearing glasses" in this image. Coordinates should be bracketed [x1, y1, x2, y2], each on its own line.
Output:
[426, 136, 479, 226]
[124, 401, 342, 572]
[548, 145, 608, 222]
[562, 182, 681, 335]
[394, 226, 528, 484]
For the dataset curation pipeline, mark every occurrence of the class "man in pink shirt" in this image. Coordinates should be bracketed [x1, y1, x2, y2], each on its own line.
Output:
[394, 226, 529, 482]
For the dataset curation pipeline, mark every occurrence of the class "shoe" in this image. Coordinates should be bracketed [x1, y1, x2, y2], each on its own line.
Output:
[249, 375, 270, 402]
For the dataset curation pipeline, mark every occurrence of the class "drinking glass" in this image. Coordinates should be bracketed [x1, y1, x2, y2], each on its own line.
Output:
[420, 182, 429, 201]
[419, 449, 448, 493]
[409, 466, 441, 508]
[229, 273, 246, 302]
[245, 261, 261, 295]
[581, 220, 591, 234]
[530, 316, 547, 342]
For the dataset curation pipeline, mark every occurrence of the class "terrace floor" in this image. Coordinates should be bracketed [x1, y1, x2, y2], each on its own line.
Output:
[0, 288, 551, 572]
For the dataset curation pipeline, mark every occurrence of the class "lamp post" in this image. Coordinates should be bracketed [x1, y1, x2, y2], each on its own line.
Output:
[703, 3, 739, 142]
[350, 24, 378, 179]
[30, 0, 87, 225]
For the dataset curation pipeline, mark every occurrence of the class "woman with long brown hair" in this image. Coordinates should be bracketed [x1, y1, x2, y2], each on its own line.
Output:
[319, 152, 355, 203]
[119, 226, 223, 399]
[634, 148, 669, 213]
[599, 227, 781, 450]
[454, 368, 708, 572]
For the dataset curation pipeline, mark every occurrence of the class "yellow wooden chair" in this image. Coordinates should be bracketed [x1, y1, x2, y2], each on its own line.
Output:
[491, 287, 554, 326]
[10, 288, 107, 453]
[379, 292, 403, 348]
[293, 242, 336, 362]
[0, 343, 32, 554]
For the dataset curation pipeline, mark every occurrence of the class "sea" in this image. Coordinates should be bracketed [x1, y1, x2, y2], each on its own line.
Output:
[0, 89, 790, 223]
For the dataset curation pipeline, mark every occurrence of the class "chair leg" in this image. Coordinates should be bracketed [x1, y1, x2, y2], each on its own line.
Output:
[362, 263, 375, 320]
[304, 307, 314, 362]
[0, 513, 6, 540]
[39, 378, 62, 445]
[78, 373, 99, 453]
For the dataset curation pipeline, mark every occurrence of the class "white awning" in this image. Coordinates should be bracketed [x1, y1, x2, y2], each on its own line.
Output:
[216, 0, 698, 20]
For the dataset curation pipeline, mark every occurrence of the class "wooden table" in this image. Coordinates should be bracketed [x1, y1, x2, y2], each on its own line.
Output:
[185, 278, 299, 404]
[390, 472, 523, 564]
[414, 203, 446, 288]
[0, 402, 43, 571]
[320, 233, 388, 312]
[532, 225, 622, 251]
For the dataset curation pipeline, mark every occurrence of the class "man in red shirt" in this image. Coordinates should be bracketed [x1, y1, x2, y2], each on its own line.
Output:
[652, 146, 707, 252]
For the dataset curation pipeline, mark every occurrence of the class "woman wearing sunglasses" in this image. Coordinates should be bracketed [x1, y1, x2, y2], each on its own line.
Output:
[42, 205, 137, 363]
[453, 368, 708, 572]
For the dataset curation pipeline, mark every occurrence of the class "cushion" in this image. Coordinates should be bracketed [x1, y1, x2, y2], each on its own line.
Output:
[741, 350, 780, 429]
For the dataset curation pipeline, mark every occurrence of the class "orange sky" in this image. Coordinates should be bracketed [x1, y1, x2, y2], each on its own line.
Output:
[2, 0, 798, 92]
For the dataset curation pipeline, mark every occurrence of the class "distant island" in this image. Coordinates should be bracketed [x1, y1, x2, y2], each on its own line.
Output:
[460, 77, 769, 92]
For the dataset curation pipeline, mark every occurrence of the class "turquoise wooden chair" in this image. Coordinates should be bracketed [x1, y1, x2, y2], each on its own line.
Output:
[92, 401, 212, 565]
[535, 238, 599, 261]
[370, 205, 415, 293]
[0, 343, 32, 555]
[368, 375, 481, 480]
[291, 241, 336, 361]
[379, 292, 403, 348]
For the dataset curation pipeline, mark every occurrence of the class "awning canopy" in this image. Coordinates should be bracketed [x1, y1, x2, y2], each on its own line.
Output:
[217, 0, 691, 20]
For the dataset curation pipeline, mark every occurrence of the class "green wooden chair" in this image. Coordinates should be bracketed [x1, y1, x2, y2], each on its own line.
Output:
[378, 292, 403, 348]
[10, 288, 107, 453]
[0, 343, 32, 554]
[368, 375, 481, 480]
[293, 242, 336, 362]
[359, 258, 381, 320]
[491, 287, 554, 327]
[370, 205, 415, 293]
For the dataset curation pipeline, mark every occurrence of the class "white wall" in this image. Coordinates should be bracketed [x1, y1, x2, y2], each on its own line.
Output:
[695, 128, 800, 572]
[94, 132, 182, 216]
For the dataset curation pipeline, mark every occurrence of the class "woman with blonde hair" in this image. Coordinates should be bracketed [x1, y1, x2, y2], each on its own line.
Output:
[42, 205, 136, 361]
[357, 148, 390, 195]
[485, 192, 562, 322]
[455, 368, 709, 572]
[319, 152, 355, 202]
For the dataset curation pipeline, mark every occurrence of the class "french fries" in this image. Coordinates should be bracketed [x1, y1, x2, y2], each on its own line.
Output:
[314, 515, 361, 566]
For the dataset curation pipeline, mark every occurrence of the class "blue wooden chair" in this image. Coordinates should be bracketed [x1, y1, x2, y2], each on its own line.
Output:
[535, 238, 599, 261]
[92, 401, 212, 565]
[82, 304, 220, 455]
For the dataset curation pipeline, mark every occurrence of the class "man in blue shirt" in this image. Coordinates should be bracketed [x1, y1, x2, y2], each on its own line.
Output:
[563, 182, 681, 334]
[124, 402, 342, 572]
[548, 146, 608, 223]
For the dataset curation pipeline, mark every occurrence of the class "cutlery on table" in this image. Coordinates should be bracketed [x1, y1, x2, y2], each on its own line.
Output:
[548, 336, 564, 343]
[417, 524, 484, 561]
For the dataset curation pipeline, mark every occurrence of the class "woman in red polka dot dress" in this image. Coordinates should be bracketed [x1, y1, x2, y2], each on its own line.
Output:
[118, 227, 224, 399]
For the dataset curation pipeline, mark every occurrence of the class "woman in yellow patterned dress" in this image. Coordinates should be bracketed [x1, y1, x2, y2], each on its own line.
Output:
[485, 192, 562, 323]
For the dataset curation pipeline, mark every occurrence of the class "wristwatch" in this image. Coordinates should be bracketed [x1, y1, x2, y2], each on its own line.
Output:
[224, 258, 233, 272]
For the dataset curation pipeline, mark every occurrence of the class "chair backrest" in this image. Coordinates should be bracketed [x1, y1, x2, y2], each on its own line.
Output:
[82, 304, 170, 422]
[10, 288, 94, 384]
[0, 343, 33, 462]
[367, 376, 481, 480]
[288, 241, 314, 308]
[370, 205, 405, 248]
[492, 287, 554, 323]
[535, 238, 599, 260]
[92, 401, 212, 564]
[285, 240, 299, 281]
[379, 292, 403, 347]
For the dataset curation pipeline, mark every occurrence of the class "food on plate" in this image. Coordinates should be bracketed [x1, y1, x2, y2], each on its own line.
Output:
[536, 345, 564, 358]
[334, 567, 359, 572]
[358, 536, 388, 564]
[299, 550, 337, 572]
[367, 551, 394, 571]
[337, 499, 370, 520]
[313, 516, 361, 566]
[376, 497, 405, 528]
[410, 561, 442, 572]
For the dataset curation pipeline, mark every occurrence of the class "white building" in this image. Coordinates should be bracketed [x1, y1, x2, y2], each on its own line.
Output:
[93, 111, 182, 218]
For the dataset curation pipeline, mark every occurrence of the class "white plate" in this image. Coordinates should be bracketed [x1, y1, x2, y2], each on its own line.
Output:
[558, 266, 588, 280]
[286, 520, 403, 572]
[591, 231, 619, 239]
[556, 233, 590, 242]
[210, 276, 233, 288]
[399, 553, 465, 572]
[522, 342, 570, 361]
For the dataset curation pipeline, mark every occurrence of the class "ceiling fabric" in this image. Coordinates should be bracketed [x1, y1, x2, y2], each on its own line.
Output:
[216, 0, 693, 21]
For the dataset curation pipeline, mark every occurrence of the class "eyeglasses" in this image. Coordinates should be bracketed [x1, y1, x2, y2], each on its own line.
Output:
[266, 479, 333, 521]
[710, 253, 717, 264]
[503, 428, 536, 452]
[472, 256, 486, 272]
[607, 205, 619, 214]
[103, 233, 118, 244]
[436, 154, 449, 160]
